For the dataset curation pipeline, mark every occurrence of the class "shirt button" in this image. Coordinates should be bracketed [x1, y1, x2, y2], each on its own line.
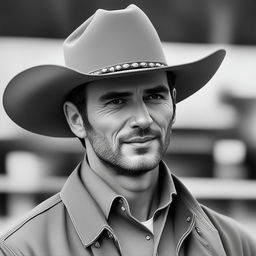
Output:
[108, 231, 114, 238]
[145, 235, 151, 241]
[195, 227, 201, 235]
[94, 241, 101, 248]
[186, 216, 191, 222]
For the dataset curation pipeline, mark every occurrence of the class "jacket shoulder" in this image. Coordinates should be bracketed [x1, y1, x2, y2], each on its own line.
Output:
[201, 204, 256, 255]
[0, 193, 63, 255]
[1, 193, 62, 241]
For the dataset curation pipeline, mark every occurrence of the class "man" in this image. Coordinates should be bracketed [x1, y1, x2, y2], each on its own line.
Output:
[1, 4, 255, 256]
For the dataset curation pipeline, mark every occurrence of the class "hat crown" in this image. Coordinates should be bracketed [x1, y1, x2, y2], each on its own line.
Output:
[63, 4, 167, 74]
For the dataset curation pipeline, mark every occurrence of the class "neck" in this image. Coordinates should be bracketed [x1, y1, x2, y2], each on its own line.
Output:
[85, 148, 159, 221]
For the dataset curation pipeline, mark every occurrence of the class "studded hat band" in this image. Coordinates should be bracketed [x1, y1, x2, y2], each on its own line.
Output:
[90, 61, 167, 75]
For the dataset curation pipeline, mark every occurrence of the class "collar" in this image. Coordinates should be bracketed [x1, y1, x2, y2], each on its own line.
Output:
[81, 158, 177, 220]
[60, 158, 176, 247]
[60, 163, 109, 247]
[60, 159, 225, 255]
[80, 156, 121, 219]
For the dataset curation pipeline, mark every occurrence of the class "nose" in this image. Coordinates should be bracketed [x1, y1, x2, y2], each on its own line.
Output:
[129, 102, 153, 129]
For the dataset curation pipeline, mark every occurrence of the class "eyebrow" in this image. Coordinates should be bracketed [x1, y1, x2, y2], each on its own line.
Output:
[99, 91, 133, 102]
[144, 85, 170, 95]
[99, 85, 170, 102]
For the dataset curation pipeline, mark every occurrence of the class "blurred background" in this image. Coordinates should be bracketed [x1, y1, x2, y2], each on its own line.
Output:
[1, 0, 256, 238]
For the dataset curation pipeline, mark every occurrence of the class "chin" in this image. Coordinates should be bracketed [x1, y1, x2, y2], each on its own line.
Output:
[122, 154, 161, 173]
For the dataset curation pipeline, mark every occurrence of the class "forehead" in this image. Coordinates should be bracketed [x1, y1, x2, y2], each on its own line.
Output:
[86, 71, 169, 96]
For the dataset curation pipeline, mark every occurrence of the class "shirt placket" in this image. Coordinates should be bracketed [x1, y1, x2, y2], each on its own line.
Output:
[153, 204, 171, 256]
[109, 198, 156, 256]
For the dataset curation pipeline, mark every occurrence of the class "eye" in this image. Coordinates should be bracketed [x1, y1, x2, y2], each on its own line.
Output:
[107, 98, 126, 105]
[146, 94, 164, 100]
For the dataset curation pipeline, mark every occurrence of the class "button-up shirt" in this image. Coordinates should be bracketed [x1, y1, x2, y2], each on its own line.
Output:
[1, 159, 256, 256]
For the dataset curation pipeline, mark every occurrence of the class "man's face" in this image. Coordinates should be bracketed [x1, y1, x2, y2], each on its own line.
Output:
[84, 71, 175, 175]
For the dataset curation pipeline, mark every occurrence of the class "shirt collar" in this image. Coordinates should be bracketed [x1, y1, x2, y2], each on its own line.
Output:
[61, 157, 219, 249]
[60, 157, 177, 247]
[81, 158, 177, 220]
[60, 163, 109, 247]
[157, 161, 177, 210]
[80, 156, 121, 219]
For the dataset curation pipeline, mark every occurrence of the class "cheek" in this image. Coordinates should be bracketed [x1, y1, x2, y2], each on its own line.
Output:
[152, 103, 174, 130]
[87, 107, 128, 143]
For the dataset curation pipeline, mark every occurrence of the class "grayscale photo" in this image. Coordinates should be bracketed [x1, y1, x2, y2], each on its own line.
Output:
[0, 1, 256, 255]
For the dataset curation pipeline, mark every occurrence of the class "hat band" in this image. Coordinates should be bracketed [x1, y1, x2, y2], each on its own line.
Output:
[89, 61, 167, 75]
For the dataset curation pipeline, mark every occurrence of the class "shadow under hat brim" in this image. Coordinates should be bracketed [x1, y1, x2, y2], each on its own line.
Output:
[3, 49, 226, 137]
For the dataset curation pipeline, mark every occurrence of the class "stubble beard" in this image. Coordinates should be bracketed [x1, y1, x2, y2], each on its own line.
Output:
[85, 122, 173, 177]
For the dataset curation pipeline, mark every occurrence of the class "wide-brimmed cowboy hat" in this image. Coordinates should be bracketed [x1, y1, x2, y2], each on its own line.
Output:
[3, 4, 226, 137]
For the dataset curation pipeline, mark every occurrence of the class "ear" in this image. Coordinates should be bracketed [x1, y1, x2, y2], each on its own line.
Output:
[63, 101, 86, 138]
[172, 88, 177, 103]
[171, 88, 177, 124]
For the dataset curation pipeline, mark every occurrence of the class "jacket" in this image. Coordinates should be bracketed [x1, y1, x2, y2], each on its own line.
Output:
[0, 162, 256, 256]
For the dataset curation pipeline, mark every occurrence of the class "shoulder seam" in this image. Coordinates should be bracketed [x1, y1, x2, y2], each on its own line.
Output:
[1, 193, 62, 241]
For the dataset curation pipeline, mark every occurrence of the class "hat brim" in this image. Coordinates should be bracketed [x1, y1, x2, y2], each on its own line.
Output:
[3, 49, 225, 137]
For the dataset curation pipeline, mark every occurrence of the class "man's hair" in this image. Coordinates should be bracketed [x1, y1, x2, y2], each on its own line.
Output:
[65, 73, 176, 148]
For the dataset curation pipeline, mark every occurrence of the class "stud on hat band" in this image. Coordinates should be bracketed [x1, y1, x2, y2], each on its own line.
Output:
[90, 61, 167, 75]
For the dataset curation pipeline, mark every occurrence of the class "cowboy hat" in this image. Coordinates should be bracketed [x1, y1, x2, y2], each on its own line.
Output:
[3, 4, 226, 137]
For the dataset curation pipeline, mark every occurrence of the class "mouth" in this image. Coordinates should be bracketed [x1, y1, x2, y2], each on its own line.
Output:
[124, 136, 157, 144]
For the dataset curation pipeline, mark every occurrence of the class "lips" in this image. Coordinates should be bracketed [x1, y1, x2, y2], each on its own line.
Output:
[124, 136, 156, 143]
